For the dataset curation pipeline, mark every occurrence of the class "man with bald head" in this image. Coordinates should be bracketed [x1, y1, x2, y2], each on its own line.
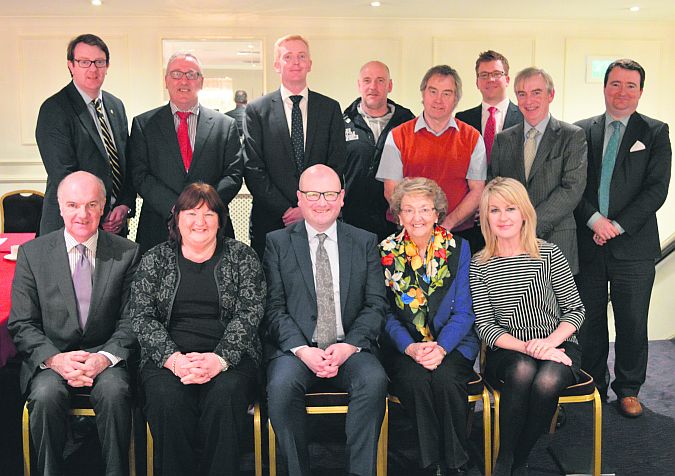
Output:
[262, 164, 387, 475]
[129, 51, 242, 253]
[9, 171, 140, 476]
[343, 61, 414, 240]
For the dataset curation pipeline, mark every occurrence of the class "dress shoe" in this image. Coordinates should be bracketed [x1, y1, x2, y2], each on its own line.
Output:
[619, 396, 643, 417]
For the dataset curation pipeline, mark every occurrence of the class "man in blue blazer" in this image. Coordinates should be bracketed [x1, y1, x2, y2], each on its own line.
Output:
[244, 34, 346, 258]
[262, 165, 387, 476]
[9, 171, 140, 476]
[36, 34, 135, 237]
[574, 59, 671, 417]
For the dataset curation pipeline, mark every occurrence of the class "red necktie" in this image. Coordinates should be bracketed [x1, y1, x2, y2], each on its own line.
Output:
[176, 111, 192, 171]
[484, 106, 497, 163]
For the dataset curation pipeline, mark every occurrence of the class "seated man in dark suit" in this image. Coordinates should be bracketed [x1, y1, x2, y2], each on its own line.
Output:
[262, 164, 388, 476]
[9, 171, 140, 476]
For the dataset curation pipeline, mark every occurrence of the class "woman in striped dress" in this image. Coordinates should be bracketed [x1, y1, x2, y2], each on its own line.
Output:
[469, 177, 585, 476]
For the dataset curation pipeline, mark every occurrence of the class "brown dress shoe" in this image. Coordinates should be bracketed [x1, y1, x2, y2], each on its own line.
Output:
[619, 396, 643, 417]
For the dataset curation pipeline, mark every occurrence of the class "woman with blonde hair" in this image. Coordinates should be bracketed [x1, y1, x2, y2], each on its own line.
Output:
[470, 177, 585, 476]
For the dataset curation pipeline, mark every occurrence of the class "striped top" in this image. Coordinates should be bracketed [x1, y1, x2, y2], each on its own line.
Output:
[469, 241, 584, 349]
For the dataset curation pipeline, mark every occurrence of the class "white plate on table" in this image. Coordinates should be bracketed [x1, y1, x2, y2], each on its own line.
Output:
[4, 253, 17, 261]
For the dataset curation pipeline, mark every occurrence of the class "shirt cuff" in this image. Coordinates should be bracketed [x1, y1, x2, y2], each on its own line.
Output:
[612, 220, 625, 234]
[290, 345, 309, 355]
[586, 212, 603, 230]
[98, 351, 121, 367]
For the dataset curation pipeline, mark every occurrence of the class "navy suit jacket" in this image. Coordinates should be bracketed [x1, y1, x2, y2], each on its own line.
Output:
[8, 230, 140, 393]
[36, 82, 135, 235]
[455, 101, 523, 134]
[243, 90, 346, 252]
[261, 220, 386, 361]
[574, 112, 671, 261]
[128, 104, 242, 253]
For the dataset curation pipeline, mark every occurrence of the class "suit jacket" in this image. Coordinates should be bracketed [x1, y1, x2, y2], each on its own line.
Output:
[455, 101, 523, 134]
[8, 230, 140, 394]
[128, 104, 243, 253]
[489, 116, 587, 273]
[574, 112, 671, 261]
[244, 90, 346, 251]
[261, 220, 387, 361]
[36, 81, 135, 235]
[225, 105, 246, 137]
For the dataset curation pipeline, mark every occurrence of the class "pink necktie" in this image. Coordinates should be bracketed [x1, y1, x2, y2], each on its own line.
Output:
[176, 111, 192, 171]
[72, 244, 92, 329]
[484, 106, 497, 163]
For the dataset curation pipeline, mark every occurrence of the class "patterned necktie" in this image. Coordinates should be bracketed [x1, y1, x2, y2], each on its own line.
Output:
[290, 95, 305, 173]
[523, 127, 539, 180]
[484, 106, 497, 163]
[315, 233, 337, 349]
[93, 99, 121, 199]
[598, 121, 621, 216]
[72, 244, 92, 329]
[176, 111, 193, 171]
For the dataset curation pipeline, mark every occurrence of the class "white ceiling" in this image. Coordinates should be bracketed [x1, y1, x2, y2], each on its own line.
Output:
[3, 0, 675, 21]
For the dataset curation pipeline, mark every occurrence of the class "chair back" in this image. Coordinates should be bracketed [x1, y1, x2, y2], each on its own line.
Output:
[0, 190, 44, 233]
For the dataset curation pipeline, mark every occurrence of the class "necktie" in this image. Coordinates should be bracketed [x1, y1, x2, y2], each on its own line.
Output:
[598, 121, 621, 216]
[93, 99, 122, 199]
[484, 106, 497, 163]
[315, 233, 337, 349]
[523, 128, 539, 180]
[72, 244, 93, 329]
[290, 95, 305, 173]
[176, 111, 193, 171]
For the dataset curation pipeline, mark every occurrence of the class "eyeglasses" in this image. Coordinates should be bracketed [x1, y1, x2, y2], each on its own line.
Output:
[400, 207, 436, 218]
[478, 71, 506, 80]
[168, 70, 202, 80]
[299, 191, 341, 202]
[73, 59, 108, 69]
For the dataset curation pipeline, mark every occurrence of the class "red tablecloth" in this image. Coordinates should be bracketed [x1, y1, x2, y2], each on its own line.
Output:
[0, 233, 36, 367]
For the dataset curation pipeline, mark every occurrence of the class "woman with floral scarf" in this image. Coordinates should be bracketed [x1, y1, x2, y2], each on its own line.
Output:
[379, 177, 479, 475]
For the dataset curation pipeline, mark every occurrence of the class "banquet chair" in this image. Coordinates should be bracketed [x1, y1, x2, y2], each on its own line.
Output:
[22, 391, 136, 476]
[0, 190, 43, 233]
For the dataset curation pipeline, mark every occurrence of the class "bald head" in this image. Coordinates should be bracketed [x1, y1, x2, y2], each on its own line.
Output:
[57, 171, 106, 242]
[57, 171, 106, 204]
[297, 165, 344, 232]
[358, 60, 393, 117]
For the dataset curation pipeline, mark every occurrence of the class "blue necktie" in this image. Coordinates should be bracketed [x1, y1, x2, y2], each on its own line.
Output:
[290, 95, 305, 173]
[598, 121, 621, 216]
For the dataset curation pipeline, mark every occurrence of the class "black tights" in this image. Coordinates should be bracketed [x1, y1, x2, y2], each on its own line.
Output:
[487, 350, 576, 474]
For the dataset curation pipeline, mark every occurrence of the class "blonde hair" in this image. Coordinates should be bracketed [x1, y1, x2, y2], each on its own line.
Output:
[274, 34, 310, 62]
[477, 177, 540, 262]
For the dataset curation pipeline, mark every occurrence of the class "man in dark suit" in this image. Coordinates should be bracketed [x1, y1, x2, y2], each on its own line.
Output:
[262, 165, 388, 476]
[244, 34, 346, 258]
[574, 59, 671, 417]
[9, 171, 140, 476]
[36, 34, 135, 237]
[490, 67, 587, 273]
[225, 89, 247, 138]
[128, 52, 242, 254]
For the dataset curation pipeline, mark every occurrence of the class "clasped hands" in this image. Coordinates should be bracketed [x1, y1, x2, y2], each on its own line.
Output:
[166, 352, 224, 385]
[297, 343, 358, 378]
[46, 351, 111, 387]
[592, 216, 620, 246]
[405, 342, 447, 371]
[524, 338, 572, 366]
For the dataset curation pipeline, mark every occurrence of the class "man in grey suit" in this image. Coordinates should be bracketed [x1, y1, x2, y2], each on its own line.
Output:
[262, 165, 387, 476]
[489, 67, 587, 273]
[129, 52, 242, 253]
[244, 34, 346, 258]
[36, 34, 135, 237]
[9, 171, 140, 476]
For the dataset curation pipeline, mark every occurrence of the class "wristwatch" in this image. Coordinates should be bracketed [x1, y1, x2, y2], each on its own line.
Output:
[216, 355, 230, 372]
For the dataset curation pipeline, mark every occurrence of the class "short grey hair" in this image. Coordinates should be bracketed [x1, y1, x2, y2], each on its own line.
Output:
[165, 51, 202, 73]
[514, 67, 554, 94]
[390, 177, 448, 223]
[419, 65, 463, 104]
[57, 171, 106, 204]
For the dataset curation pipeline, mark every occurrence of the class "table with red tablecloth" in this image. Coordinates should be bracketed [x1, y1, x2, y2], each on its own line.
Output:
[0, 233, 36, 367]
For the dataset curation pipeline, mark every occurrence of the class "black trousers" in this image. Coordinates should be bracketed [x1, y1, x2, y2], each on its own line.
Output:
[575, 249, 655, 398]
[384, 349, 475, 470]
[141, 358, 256, 476]
[27, 366, 132, 476]
[266, 352, 387, 476]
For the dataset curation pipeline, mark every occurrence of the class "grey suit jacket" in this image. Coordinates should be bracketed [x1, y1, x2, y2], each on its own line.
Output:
[261, 220, 387, 361]
[36, 82, 135, 235]
[455, 101, 523, 134]
[489, 116, 587, 272]
[8, 230, 140, 393]
[128, 103, 242, 253]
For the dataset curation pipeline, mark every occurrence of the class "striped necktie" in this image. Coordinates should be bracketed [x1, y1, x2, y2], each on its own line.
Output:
[93, 99, 122, 199]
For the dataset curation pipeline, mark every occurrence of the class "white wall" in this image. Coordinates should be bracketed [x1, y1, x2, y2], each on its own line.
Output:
[1, 13, 673, 338]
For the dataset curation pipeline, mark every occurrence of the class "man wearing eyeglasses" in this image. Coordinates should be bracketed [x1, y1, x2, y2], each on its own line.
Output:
[262, 164, 387, 476]
[36, 34, 136, 237]
[128, 52, 242, 253]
